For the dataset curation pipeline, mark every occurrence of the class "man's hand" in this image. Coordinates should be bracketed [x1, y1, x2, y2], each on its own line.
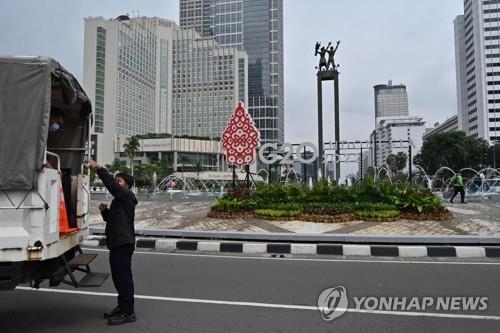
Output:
[98, 203, 108, 212]
[86, 160, 101, 170]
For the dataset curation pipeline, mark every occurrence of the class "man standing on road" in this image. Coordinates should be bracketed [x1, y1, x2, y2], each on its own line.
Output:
[87, 160, 138, 325]
[450, 172, 466, 204]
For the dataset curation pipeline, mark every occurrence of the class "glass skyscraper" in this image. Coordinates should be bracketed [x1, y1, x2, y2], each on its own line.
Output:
[83, 16, 247, 164]
[454, 0, 500, 142]
[180, 0, 284, 145]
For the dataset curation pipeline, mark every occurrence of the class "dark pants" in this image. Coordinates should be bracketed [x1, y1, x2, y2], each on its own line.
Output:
[109, 244, 135, 314]
[450, 186, 465, 203]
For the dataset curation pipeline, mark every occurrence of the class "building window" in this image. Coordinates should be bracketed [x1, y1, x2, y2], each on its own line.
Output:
[94, 26, 106, 134]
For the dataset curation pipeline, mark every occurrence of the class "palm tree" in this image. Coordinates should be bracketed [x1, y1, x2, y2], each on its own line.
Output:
[195, 160, 203, 178]
[178, 156, 190, 194]
[123, 136, 140, 179]
[178, 156, 190, 172]
[106, 158, 130, 173]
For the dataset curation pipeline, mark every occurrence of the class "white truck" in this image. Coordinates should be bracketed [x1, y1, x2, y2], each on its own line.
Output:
[0, 56, 108, 290]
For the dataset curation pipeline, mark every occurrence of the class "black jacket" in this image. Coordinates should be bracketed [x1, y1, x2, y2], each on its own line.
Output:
[98, 168, 138, 249]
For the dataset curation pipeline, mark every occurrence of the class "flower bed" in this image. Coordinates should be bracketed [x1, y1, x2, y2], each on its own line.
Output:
[209, 178, 452, 223]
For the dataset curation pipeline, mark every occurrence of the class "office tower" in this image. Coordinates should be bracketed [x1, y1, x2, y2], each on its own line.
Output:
[370, 81, 425, 169]
[372, 116, 426, 168]
[454, 0, 500, 142]
[179, 0, 213, 37]
[83, 16, 247, 164]
[374, 80, 409, 120]
[422, 115, 459, 142]
[180, 0, 285, 145]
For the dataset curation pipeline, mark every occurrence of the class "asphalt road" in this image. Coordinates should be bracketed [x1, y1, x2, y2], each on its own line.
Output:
[1, 249, 500, 332]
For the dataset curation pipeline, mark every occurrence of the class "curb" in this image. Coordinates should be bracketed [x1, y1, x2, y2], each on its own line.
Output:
[89, 227, 500, 245]
[83, 236, 500, 258]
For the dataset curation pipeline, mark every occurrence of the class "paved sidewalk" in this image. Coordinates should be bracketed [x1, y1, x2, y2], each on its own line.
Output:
[89, 198, 500, 236]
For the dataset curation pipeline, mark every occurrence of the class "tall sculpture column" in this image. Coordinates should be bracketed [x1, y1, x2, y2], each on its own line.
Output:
[315, 41, 341, 183]
[317, 73, 325, 178]
[334, 70, 340, 182]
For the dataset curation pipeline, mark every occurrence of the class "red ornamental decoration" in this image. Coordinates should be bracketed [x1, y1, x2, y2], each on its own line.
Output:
[222, 102, 261, 167]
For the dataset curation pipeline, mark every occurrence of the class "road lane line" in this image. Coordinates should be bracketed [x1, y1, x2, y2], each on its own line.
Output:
[82, 247, 500, 266]
[14, 286, 500, 321]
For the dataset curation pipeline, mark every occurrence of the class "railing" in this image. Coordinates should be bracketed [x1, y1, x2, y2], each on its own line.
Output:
[46, 150, 61, 172]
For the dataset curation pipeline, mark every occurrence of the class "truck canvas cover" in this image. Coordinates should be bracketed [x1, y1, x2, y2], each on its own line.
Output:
[0, 56, 91, 190]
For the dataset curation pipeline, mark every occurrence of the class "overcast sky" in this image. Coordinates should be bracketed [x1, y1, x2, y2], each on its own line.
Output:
[1, 0, 464, 164]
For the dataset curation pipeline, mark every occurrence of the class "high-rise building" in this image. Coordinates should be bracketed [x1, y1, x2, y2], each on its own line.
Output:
[170, 28, 248, 138]
[422, 115, 459, 142]
[374, 80, 409, 120]
[369, 81, 425, 169]
[454, 0, 500, 142]
[180, 0, 285, 145]
[179, 0, 213, 37]
[83, 16, 247, 164]
[372, 116, 426, 169]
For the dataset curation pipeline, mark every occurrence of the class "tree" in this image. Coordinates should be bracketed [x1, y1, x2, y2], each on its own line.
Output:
[156, 160, 174, 179]
[119, 161, 173, 190]
[488, 142, 500, 168]
[123, 136, 140, 177]
[386, 155, 397, 175]
[195, 160, 203, 178]
[413, 131, 489, 174]
[105, 158, 130, 173]
[386, 152, 407, 175]
[178, 155, 190, 172]
[366, 166, 375, 178]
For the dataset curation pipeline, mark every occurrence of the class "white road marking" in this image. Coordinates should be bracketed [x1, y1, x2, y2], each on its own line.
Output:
[82, 247, 500, 266]
[14, 286, 500, 321]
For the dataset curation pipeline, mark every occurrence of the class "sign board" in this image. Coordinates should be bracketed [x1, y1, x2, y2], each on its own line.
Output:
[90, 134, 98, 161]
[221, 102, 261, 167]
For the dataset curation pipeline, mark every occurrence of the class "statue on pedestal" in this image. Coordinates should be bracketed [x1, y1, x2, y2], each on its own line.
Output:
[315, 41, 340, 72]
[327, 41, 341, 71]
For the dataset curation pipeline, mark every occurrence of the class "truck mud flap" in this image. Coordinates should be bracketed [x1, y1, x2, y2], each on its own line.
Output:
[0, 262, 23, 291]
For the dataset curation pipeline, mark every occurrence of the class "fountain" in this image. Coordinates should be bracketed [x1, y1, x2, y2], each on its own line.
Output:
[429, 167, 456, 197]
[256, 169, 270, 184]
[375, 166, 392, 183]
[404, 165, 500, 200]
[413, 164, 432, 190]
[284, 168, 300, 185]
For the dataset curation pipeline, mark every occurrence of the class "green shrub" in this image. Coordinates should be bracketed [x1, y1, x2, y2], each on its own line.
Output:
[393, 190, 443, 213]
[352, 202, 397, 211]
[213, 198, 257, 212]
[224, 186, 252, 200]
[258, 202, 303, 210]
[302, 202, 353, 215]
[220, 178, 444, 215]
[285, 184, 308, 202]
[356, 210, 400, 219]
[254, 209, 302, 218]
[252, 184, 289, 204]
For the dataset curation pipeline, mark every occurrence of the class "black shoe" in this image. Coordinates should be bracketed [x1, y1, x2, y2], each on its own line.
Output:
[107, 312, 136, 325]
[103, 306, 122, 319]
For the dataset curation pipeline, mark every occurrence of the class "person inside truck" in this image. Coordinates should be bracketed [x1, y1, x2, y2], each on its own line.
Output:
[86, 160, 138, 326]
[45, 107, 66, 169]
[49, 106, 65, 133]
